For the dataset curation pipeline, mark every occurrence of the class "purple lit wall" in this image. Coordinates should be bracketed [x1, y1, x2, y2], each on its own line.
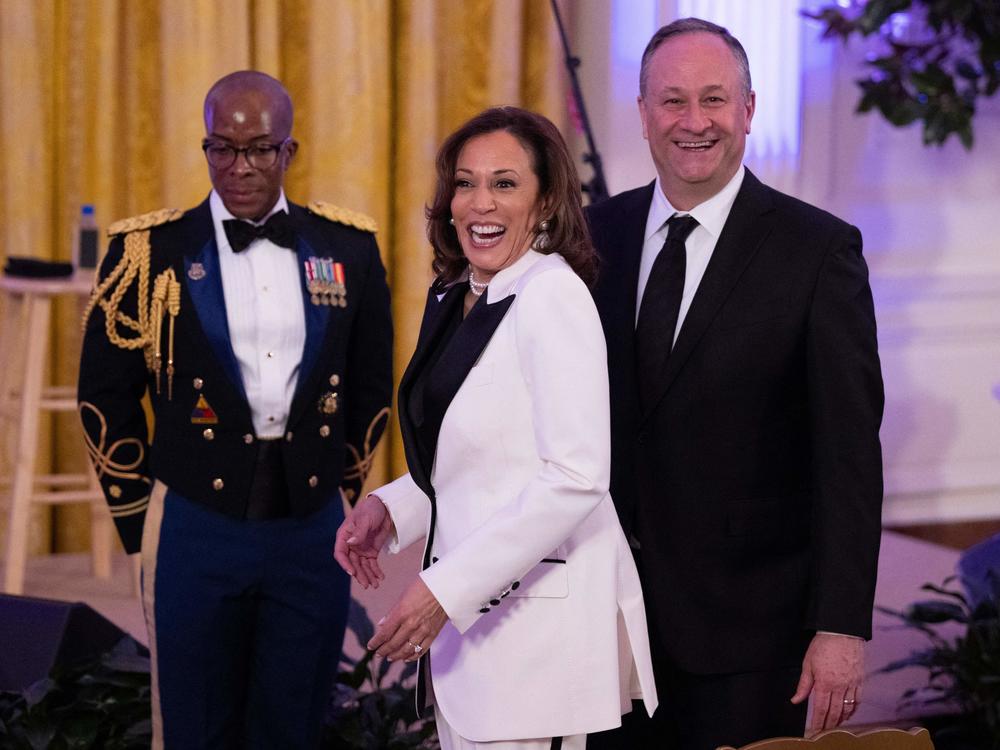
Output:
[573, 0, 1000, 526]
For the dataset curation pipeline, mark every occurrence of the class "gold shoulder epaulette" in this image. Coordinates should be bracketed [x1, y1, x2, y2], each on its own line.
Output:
[107, 208, 183, 237]
[308, 201, 378, 233]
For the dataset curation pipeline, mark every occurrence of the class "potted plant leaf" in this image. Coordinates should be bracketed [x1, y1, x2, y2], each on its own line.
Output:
[0, 598, 438, 749]
[878, 563, 1000, 749]
[0, 636, 152, 749]
[322, 599, 439, 750]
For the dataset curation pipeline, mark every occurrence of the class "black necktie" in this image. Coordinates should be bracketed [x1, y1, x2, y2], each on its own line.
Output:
[223, 211, 295, 252]
[635, 214, 699, 410]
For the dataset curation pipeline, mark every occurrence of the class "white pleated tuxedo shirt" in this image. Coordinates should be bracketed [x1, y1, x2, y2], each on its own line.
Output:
[210, 190, 306, 438]
[636, 166, 745, 335]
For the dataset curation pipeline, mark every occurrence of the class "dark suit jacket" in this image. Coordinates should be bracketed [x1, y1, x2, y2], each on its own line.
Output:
[78, 198, 392, 552]
[587, 170, 884, 674]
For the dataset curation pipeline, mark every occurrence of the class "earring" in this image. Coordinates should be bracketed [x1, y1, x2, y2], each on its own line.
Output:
[449, 217, 455, 226]
[532, 218, 551, 251]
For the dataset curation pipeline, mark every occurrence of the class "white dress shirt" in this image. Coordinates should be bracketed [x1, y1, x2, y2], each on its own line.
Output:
[636, 166, 745, 335]
[210, 190, 306, 438]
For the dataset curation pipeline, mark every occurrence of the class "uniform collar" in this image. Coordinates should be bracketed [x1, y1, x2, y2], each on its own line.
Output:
[209, 190, 291, 252]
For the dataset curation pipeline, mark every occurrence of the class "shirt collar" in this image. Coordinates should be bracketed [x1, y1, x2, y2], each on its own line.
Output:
[644, 165, 745, 241]
[209, 189, 289, 227]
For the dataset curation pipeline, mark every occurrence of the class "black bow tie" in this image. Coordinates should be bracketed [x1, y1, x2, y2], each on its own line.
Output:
[223, 211, 295, 252]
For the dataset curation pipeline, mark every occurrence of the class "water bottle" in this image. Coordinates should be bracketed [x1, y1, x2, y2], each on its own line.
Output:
[74, 204, 100, 272]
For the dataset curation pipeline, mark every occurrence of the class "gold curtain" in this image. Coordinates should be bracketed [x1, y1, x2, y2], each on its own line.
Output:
[0, 0, 567, 554]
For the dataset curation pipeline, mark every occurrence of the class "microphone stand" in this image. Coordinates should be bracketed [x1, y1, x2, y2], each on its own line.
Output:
[550, 0, 610, 204]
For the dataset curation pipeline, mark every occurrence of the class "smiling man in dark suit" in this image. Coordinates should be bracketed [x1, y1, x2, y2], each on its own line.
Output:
[78, 71, 392, 749]
[586, 18, 884, 750]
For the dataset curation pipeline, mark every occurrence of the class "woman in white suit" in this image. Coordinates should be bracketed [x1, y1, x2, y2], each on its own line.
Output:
[334, 107, 656, 750]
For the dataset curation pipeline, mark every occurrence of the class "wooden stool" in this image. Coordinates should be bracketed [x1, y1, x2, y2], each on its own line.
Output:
[0, 274, 114, 594]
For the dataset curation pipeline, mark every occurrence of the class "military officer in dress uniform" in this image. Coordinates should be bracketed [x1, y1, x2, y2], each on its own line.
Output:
[77, 70, 392, 750]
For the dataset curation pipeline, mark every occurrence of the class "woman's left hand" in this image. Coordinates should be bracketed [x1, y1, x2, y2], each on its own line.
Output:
[367, 577, 448, 662]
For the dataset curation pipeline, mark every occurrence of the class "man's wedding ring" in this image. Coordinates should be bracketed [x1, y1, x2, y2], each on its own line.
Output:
[408, 640, 423, 654]
[843, 698, 857, 705]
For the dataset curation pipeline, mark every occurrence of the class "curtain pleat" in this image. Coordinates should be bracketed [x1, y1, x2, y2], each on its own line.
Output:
[0, 0, 566, 554]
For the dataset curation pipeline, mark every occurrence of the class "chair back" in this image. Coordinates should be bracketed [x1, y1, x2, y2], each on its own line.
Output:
[717, 727, 934, 750]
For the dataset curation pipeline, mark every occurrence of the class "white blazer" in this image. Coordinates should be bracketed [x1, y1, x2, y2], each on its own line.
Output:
[376, 250, 657, 742]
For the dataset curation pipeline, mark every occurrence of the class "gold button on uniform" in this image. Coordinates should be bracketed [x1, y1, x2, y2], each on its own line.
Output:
[308, 475, 318, 488]
[109, 485, 122, 499]
[319, 425, 330, 437]
[243, 434, 254, 444]
[203, 428, 215, 441]
[193, 377, 204, 390]
[212, 478, 224, 491]
[329, 374, 340, 386]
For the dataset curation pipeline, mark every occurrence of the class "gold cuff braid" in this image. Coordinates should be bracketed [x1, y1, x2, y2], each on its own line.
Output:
[108, 495, 150, 518]
[344, 407, 391, 488]
[81, 230, 182, 398]
[79, 401, 153, 515]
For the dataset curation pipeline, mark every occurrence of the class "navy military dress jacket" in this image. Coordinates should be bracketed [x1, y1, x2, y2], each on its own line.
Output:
[78, 197, 392, 553]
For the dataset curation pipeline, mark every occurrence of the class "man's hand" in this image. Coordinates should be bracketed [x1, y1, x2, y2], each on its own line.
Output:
[333, 493, 394, 588]
[367, 577, 448, 662]
[791, 632, 864, 735]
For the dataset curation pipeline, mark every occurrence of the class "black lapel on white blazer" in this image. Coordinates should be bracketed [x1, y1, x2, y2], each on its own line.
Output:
[423, 291, 514, 423]
[397, 284, 467, 498]
[641, 170, 777, 422]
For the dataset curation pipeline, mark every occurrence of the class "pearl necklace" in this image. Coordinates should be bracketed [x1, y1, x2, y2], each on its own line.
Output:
[468, 268, 488, 297]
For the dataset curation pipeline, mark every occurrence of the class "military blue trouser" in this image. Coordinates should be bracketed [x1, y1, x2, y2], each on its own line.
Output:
[141, 483, 349, 749]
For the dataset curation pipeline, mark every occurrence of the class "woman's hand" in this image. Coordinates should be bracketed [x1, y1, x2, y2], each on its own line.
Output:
[368, 577, 448, 662]
[333, 494, 394, 588]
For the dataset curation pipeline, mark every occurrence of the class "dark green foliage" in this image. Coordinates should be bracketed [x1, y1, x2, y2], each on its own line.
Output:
[322, 599, 438, 750]
[0, 637, 152, 750]
[804, 1, 1000, 148]
[0, 599, 438, 749]
[878, 575, 1000, 749]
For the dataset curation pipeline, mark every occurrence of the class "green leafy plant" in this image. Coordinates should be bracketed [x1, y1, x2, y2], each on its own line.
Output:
[0, 637, 152, 750]
[324, 599, 438, 749]
[804, 0, 1000, 148]
[0, 599, 437, 749]
[878, 576, 1000, 749]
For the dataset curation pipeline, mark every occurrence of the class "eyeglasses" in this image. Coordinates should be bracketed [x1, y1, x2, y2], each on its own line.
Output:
[201, 137, 291, 169]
